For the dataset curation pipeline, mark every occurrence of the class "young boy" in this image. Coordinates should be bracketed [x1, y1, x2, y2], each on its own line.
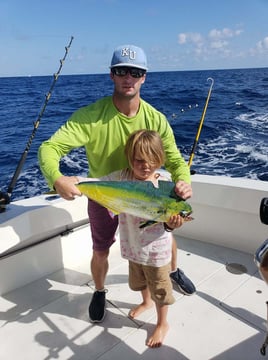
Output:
[79, 129, 186, 347]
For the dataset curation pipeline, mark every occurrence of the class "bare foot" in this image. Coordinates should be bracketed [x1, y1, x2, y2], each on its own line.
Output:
[128, 301, 154, 319]
[146, 323, 169, 348]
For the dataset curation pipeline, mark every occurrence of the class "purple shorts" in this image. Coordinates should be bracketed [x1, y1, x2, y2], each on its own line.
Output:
[87, 199, 118, 251]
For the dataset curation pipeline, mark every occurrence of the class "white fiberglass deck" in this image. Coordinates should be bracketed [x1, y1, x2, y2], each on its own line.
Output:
[0, 230, 267, 360]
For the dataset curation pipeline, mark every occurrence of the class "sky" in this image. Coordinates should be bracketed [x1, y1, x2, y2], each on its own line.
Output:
[1, 0, 268, 77]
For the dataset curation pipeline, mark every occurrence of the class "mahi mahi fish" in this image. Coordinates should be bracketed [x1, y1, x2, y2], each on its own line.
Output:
[76, 180, 193, 227]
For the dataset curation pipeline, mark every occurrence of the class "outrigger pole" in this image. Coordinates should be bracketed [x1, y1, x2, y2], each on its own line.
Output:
[0, 36, 74, 212]
[188, 77, 214, 171]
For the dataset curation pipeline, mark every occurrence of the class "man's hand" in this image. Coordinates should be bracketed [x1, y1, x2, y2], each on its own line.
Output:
[174, 180, 193, 200]
[54, 175, 81, 200]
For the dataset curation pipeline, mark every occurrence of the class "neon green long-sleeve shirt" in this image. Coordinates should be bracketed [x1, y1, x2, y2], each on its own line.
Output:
[38, 96, 191, 188]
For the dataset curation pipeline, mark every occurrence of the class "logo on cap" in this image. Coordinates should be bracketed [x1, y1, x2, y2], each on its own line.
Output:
[121, 47, 136, 60]
[110, 44, 148, 70]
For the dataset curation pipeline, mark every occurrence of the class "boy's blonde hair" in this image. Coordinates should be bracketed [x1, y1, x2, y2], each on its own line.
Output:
[125, 129, 165, 169]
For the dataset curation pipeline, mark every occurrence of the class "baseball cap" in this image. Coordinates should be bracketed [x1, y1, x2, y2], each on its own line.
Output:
[110, 45, 148, 70]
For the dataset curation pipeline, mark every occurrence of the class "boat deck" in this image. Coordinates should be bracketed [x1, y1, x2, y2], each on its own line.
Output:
[0, 230, 267, 360]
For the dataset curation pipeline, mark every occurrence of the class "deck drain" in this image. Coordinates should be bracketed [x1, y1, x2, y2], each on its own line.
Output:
[225, 263, 248, 275]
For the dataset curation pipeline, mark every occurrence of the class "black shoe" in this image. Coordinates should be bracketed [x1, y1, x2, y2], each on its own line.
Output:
[170, 268, 196, 295]
[88, 290, 107, 322]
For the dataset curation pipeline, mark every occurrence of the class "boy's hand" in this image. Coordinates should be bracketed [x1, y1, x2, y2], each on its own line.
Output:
[166, 214, 184, 230]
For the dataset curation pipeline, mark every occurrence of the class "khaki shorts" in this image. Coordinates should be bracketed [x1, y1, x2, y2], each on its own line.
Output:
[128, 261, 175, 305]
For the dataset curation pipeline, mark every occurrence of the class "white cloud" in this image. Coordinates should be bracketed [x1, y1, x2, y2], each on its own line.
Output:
[175, 26, 268, 69]
[178, 33, 187, 44]
[249, 36, 268, 56]
[256, 36, 268, 52]
[177, 27, 243, 58]
[210, 40, 228, 49]
[178, 32, 203, 45]
[208, 28, 242, 40]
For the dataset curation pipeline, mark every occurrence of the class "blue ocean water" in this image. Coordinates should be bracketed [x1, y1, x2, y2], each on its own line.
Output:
[0, 68, 268, 202]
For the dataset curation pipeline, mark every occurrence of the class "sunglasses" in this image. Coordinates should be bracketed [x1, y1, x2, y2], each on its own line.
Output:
[111, 67, 146, 78]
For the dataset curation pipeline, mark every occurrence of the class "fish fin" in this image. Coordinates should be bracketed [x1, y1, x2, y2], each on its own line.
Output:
[158, 180, 184, 201]
[139, 220, 157, 229]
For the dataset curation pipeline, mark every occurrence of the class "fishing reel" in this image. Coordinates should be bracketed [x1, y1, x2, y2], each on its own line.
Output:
[254, 197, 268, 356]
[260, 198, 268, 226]
[0, 191, 10, 213]
[255, 198, 268, 268]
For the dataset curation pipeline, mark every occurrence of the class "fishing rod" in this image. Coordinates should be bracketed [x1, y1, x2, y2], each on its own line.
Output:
[188, 77, 214, 172]
[0, 36, 74, 213]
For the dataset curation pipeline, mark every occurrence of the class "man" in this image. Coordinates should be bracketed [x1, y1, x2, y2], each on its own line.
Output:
[38, 44, 195, 323]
